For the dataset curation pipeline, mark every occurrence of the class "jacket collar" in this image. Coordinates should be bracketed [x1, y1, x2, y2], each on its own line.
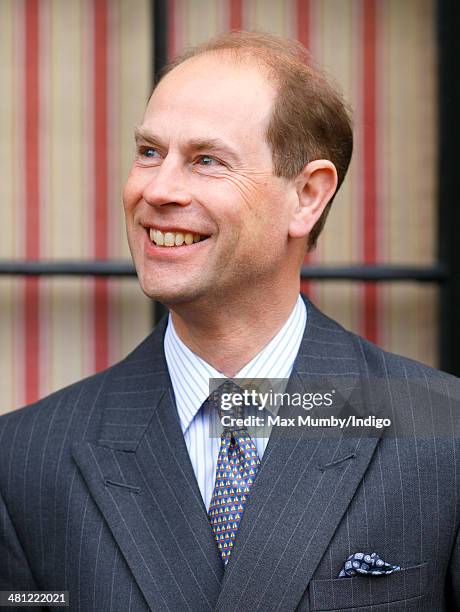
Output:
[72, 295, 388, 611]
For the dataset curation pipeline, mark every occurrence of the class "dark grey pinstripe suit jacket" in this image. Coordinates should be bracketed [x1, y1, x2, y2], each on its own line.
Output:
[1, 297, 459, 611]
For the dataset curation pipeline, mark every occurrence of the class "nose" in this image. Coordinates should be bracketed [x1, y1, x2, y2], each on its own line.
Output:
[142, 157, 192, 209]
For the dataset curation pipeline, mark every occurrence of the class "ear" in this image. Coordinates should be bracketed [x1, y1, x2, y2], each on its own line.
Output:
[288, 160, 338, 239]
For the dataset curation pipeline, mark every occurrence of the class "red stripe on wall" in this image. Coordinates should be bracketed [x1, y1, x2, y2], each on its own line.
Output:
[230, 0, 242, 30]
[297, 0, 311, 299]
[363, 0, 378, 343]
[94, 0, 108, 260]
[25, 0, 40, 404]
[93, 0, 109, 371]
[296, 0, 310, 48]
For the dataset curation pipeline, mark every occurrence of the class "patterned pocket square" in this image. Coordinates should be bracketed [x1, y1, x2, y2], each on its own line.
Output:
[338, 552, 401, 578]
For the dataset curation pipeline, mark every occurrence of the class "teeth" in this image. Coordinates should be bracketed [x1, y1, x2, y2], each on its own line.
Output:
[149, 228, 164, 245]
[149, 228, 206, 247]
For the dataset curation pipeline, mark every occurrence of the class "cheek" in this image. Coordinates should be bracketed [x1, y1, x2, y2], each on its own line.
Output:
[248, 186, 289, 234]
[217, 186, 284, 249]
[122, 170, 144, 212]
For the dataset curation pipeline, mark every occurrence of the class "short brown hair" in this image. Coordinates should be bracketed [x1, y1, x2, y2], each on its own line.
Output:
[158, 31, 353, 251]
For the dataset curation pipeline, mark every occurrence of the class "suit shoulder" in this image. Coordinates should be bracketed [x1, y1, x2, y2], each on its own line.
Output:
[0, 323, 161, 432]
[306, 297, 458, 384]
[0, 367, 110, 429]
[304, 298, 459, 397]
[0, 357, 139, 490]
[342, 328, 460, 411]
[0, 323, 164, 473]
[354, 330, 457, 380]
[0, 371, 116, 480]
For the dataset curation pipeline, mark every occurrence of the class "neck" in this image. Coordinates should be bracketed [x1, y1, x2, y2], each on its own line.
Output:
[168, 285, 300, 377]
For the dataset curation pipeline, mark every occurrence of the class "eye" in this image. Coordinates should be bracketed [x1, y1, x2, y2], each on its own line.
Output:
[138, 146, 161, 159]
[196, 155, 220, 166]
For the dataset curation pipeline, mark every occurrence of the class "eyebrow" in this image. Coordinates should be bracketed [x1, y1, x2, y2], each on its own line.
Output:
[134, 127, 240, 163]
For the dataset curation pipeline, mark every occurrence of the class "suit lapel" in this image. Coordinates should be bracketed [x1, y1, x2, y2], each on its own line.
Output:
[216, 299, 389, 611]
[71, 297, 388, 611]
[71, 320, 223, 611]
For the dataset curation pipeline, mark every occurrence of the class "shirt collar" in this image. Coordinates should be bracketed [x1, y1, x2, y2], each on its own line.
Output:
[164, 294, 307, 434]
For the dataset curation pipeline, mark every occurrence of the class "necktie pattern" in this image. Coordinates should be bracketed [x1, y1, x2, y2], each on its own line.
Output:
[206, 383, 261, 565]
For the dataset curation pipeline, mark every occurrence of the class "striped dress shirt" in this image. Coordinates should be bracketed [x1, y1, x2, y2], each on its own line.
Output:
[164, 294, 307, 510]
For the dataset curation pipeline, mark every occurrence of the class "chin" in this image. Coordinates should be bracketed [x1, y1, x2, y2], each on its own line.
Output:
[138, 276, 206, 307]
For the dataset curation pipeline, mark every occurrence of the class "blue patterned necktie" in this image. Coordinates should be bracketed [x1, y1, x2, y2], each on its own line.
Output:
[206, 382, 261, 565]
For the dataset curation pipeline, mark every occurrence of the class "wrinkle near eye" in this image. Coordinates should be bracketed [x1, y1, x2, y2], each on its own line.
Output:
[216, 168, 276, 209]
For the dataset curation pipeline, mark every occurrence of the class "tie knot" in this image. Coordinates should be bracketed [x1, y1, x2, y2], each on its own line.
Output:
[208, 380, 245, 431]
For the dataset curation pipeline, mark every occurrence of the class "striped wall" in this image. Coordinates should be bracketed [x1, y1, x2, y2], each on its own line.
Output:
[0, 0, 438, 414]
[0, 0, 152, 414]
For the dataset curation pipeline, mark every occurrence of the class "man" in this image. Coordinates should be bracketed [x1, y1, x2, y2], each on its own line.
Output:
[0, 31, 459, 611]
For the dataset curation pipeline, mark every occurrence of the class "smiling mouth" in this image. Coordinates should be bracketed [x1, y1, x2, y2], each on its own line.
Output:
[148, 228, 210, 247]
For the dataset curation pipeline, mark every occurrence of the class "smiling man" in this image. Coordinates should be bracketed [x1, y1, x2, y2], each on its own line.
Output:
[0, 31, 459, 612]
[123, 46, 338, 377]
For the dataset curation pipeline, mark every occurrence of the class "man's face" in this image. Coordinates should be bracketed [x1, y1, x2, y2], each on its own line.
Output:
[123, 53, 298, 306]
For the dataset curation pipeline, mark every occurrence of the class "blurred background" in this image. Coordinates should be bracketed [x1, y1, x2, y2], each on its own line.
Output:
[0, 0, 458, 415]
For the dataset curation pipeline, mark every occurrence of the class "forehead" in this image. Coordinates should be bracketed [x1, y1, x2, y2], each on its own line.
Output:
[142, 53, 277, 150]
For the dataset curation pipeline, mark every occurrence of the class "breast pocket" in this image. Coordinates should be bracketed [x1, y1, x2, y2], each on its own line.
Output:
[309, 561, 428, 611]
